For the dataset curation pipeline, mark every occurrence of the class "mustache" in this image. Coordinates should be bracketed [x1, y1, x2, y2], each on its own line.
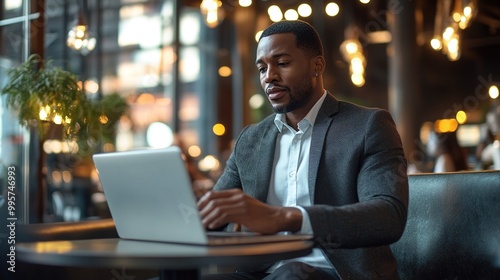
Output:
[265, 84, 287, 94]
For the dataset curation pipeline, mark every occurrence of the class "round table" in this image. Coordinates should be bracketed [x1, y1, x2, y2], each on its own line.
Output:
[18, 238, 314, 279]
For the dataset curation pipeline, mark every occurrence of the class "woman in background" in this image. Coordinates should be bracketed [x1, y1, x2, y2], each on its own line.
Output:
[427, 130, 468, 172]
[475, 103, 500, 169]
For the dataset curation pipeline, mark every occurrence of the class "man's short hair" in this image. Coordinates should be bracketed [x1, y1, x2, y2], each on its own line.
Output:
[259, 20, 324, 58]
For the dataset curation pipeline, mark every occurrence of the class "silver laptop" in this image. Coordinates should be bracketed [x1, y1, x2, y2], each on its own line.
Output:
[92, 146, 312, 245]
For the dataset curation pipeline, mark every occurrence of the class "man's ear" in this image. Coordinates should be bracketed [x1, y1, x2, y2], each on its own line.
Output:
[313, 55, 326, 74]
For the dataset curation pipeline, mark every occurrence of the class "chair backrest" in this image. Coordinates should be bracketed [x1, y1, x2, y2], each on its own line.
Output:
[391, 170, 500, 279]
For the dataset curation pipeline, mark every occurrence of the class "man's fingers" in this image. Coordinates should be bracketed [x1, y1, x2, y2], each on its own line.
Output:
[198, 189, 247, 229]
[201, 202, 246, 229]
[199, 191, 243, 216]
[197, 189, 242, 209]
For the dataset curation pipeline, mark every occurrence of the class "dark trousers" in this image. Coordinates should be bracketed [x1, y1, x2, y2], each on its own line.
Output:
[202, 262, 340, 280]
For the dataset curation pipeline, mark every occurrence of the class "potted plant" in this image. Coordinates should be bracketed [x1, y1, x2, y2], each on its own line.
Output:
[2, 54, 128, 154]
[1, 54, 128, 222]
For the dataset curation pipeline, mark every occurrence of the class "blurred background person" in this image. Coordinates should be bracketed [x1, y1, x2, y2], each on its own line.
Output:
[475, 102, 500, 169]
[427, 130, 468, 172]
[174, 137, 215, 199]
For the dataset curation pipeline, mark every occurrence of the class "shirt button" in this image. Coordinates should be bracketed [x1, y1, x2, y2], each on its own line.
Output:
[289, 171, 295, 177]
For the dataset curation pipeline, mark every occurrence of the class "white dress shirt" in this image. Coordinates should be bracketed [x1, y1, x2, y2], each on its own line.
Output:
[266, 92, 332, 272]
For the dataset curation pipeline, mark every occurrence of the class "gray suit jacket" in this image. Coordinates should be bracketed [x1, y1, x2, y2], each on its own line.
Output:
[214, 93, 409, 279]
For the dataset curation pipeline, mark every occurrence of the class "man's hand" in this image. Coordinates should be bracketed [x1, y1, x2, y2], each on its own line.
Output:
[197, 189, 302, 234]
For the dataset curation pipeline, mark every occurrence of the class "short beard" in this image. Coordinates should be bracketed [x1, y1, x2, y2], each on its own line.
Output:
[273, 96, 303, 113]
[272, 82, 312, 114]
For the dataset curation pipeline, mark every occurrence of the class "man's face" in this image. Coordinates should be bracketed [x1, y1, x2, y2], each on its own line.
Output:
[255, 33, 315, 114]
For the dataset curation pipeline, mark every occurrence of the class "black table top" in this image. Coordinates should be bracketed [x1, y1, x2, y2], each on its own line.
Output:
[18, 238, 314, 270]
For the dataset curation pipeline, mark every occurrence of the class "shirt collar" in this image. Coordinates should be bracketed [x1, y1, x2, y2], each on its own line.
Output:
[274, 91, 328, 132]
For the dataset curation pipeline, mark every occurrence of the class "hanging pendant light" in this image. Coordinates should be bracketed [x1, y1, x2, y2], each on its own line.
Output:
[67, 1, 96, 55]
[340, 26, 366, 87]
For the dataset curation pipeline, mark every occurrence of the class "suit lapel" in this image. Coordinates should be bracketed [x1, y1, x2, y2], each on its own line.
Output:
[250, 121, 278, 202]
[248, 94, 338, 203]
[308, 93, 338, 203]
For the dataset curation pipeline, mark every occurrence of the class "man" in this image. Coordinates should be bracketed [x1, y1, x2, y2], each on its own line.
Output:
[198, 20, 408, 280]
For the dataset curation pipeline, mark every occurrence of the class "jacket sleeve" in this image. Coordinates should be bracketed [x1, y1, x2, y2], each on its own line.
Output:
[305, 109, 409, 249]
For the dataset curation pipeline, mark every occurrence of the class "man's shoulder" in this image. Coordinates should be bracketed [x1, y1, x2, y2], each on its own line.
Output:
[321, 93, 383, 116]
[232, 114, 277, 146]
[328, 99, 396, 130]
[336, 99, 384, 113]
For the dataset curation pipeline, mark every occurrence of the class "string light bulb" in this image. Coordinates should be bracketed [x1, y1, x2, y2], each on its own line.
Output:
[430, 36, 443, 50]
[239, 0, 252, 7]
[431, 0, 476, 61]
[200, 0, 225, 28]
[489, 85, 499, 99]
[268, 5, 283, 22]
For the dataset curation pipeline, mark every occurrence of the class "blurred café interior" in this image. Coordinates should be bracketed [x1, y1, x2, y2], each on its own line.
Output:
[1, 0, 500, 224]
